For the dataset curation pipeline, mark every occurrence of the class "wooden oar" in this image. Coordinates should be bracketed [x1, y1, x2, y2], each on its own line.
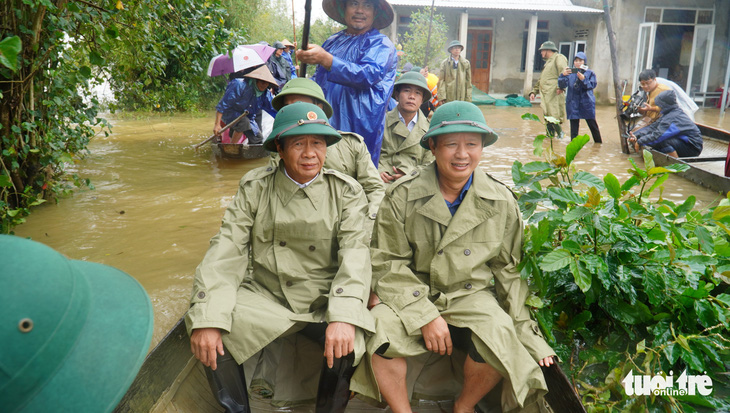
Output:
[541, 363, 587, 413]
[194, 111, 249, 150]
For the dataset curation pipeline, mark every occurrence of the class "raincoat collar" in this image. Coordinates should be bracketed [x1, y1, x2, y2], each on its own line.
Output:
[386, 108, 429, 150]
[274, 161, 324, 210]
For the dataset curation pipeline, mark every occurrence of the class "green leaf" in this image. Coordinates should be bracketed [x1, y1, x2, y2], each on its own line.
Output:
[0, 35, 22, 72]
[547, 187, 586, 205]
[0, 174, 12, 187]
[89, 50, 105, 66]
[716, 293, 730, 306]
[79, 66, 92, 78]
[532, 134, 546, 156]
[693, 300, 717, 328]
[694, 226, 714, 254]
[525, 295, 544, 308]
[603, 173, 621, 199]
[642, 149, 655, 170]
[676, 334, 691, 351]
[663, 342, 680, 364]
[568, 310, 592, 330]
[620, 175, 640, 191]
[565, 134, 590, 165]
[712, 205, 730, 221]
[539, 249, 572, 272]
[573, 171, 604, 191]
[521, 113, 540, 122]
[570, 258, 591, 292]
[105, 25, 119, 38]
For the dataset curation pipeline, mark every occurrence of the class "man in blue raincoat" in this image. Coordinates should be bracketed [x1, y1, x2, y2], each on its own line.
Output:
[297, 0, 397, 165]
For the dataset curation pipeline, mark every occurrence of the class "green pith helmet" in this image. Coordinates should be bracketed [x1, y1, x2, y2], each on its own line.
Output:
[264, 102, 341, 152]
[420, 101, 498, 149]
[0, 235, 153, 412]
[538, 41, 558, 52]
[271, 78, 334, 118]
[447, 40, 464, 52]
[392, 71, 432, 101]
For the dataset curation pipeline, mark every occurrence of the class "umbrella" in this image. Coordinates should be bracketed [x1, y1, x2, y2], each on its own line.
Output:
[207, 45, 273, 77]
[240, 44, 275, 63]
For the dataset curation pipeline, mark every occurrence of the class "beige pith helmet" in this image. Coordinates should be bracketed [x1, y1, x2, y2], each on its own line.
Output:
[322, 0, 394, 30]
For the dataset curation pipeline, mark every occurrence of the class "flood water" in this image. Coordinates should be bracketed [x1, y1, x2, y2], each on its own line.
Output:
[13, 105, 730, 348]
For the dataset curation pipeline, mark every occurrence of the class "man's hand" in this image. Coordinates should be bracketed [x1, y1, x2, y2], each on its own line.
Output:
[296, 44, 334, 71]
[538, 355, 555, 367]
[380, 167, 405, 183]
[556, 88, 564, 95]
[638, 102, 653, 115]
[190, 328, 224, 370]
[529, 93, 536, 101]
[324, 322, 356, 368]
[421, 316, 452, 355]
[367, 291, 381, 309]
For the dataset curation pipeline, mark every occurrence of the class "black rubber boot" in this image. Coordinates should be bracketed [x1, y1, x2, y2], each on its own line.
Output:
[315, 353, 356, 413]
[204, 349, 250, 413]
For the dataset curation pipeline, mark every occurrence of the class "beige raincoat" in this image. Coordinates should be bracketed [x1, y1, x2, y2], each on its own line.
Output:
[350, 164, 554, 412]
[438, 55, 472, 103]
[378, 108, 434, 180]
[530, 53, 568, 123]
[185, 161, 375, 369]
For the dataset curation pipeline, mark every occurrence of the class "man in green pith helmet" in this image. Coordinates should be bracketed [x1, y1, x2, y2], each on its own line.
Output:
[272, 78, 385, 223]
[379, 71, 434, 184]
[351, 101, 556, 413]
[186, 102, 374, 413]
[438, 40, 472, 103]
[529, 41, 568, 124]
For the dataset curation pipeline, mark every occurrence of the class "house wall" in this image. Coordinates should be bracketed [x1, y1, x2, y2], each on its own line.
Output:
[390, 0, 729, 104]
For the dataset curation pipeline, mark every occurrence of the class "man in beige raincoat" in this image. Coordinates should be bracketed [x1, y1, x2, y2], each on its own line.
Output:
[379, 71, 434, 184]
[437, 40, 472, 103]
[186, 102, 374, 413]
[351, 102, 555, 413]
[272, 78, 385, 222]
[529, 41, 568, 124]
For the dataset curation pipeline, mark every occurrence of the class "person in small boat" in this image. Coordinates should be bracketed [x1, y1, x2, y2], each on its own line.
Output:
[630, 69, 671, 133]
[379, 71, 433, 184]
[0, 235, 153, 413]
[214, 65, 278, 145]
[296, 0, 398, 165]
[628, 90, 703, 158]
[187, 102, 374, 413]
[350, 102, 556, 413]
[272, 78, 385, 223]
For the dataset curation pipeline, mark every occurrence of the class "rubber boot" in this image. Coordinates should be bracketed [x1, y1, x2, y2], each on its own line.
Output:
[204, 349, 250, 413]
[315, 353, 356, 413]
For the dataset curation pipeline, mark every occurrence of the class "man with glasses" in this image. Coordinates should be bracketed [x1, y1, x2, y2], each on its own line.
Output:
[297, 0, 397, 166]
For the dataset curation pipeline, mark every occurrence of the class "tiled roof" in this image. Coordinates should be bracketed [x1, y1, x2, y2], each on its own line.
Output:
[388, 0, 603, 13]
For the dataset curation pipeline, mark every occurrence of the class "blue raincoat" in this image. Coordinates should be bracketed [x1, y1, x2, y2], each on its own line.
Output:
[282, 51, 298, 79]
[216, 78, 277, 136]
[558, 52, 597, 120]
[634, 90, 702, 157]
[314, 28, 397, 165]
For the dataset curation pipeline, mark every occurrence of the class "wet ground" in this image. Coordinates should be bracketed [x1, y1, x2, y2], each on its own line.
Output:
[13, 105, 730, 348]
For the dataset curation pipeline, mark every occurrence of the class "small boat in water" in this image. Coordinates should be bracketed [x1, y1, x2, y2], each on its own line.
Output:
[114, 318, 585, 413]
[211, 135, 269, 160]
[649, 123, 730, 195]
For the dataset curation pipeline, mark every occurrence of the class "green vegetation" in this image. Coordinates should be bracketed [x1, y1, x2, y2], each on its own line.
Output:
[516, 114, 730, 411]
[399, 7, 448, 71]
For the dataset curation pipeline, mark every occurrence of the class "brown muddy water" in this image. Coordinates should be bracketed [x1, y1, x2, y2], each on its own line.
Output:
[13, 105, 730, 348]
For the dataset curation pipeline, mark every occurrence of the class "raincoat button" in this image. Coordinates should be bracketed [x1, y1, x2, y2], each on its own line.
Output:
[266, 167, 273, 172]
[465, 283, 472, 290]
[411, 170, 417, 176]
[413, 290, 420, 297]
[464, 249, 471, 256]
[280, 241, 287, 247]
[336, 288, 343, 294]
[309, 245, 316, 251]
[395, 152, 400, 155]
[437, 249, 443, 255]
[197, 291, 206, 299]
[286, 281, 293, 287]
[371, 213, 377, 219]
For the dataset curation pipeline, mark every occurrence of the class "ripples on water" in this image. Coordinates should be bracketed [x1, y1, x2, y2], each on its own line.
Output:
[14, 107, 728, 347]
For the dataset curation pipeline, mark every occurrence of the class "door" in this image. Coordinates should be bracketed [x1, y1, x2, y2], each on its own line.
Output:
[686, 24, 714, 97]
[467, 29, 492, 92]
[632, 23, 656, 91]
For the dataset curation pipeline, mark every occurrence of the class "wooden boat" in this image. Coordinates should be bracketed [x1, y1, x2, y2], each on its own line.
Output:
[114, 317, 585, 413]
[211, 135, 269, 160]
[649, 123, 730, 195]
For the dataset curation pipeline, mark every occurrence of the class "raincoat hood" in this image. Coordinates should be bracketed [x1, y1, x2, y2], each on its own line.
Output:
[655, 90, 677, 114]
[574, 51, 587, 62]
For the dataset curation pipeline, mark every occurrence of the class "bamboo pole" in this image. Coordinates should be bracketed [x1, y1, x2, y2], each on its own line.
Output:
[291, 0, 298, 66]
[603, 0, 629, 154]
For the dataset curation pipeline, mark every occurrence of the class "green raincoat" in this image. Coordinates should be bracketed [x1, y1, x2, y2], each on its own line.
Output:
[185, 161, 375, 368]
[530, 53, 568, 123]
[350, 164, 554, 412]
[378, 108, 434, 180]
[438, 55, 472, 103]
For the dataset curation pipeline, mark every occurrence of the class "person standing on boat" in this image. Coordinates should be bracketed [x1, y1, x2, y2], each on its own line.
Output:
[187, 102, 374, 413]
[437, 40, 472, 104]
[350, 102, 556, 413]
[214, 65, 278, 145]
[296, 0, 398, 166]
[628, 90, 702, 158]
[379, 71, 433, 184]
[272, 78, 385, 224]
[267, 41, 292, 90]
[558, 51, 602, 143]
[529, 41, 568, 126]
